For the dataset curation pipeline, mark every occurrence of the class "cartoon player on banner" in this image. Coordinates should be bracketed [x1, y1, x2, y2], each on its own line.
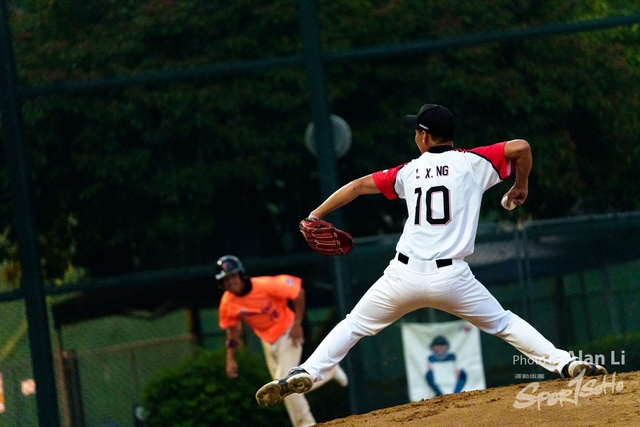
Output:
[425, 335, 467, 396]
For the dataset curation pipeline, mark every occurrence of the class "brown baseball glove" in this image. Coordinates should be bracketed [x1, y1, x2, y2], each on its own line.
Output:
[299, 218, 354, 256]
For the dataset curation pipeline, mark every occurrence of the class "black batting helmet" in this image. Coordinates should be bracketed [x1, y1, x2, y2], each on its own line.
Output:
[215, 255, 245, 280]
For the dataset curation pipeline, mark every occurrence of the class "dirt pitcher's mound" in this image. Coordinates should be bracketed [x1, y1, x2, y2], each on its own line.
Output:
[316, 371, 640, 427]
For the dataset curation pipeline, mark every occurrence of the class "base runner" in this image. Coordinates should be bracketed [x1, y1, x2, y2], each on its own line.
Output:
[216, 255, 348, 426]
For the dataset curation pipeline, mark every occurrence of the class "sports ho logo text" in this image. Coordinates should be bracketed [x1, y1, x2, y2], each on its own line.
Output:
[513, 370, 623, 410]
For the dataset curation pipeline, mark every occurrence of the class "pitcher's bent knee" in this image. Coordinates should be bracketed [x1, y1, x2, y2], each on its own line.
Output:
[345, 313, 379, 337]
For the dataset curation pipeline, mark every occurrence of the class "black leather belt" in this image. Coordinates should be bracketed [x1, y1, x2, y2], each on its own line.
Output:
[397, 253, 452, 268]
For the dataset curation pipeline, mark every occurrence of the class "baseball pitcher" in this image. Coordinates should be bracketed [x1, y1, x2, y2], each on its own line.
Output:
[255, 103, 606, 406]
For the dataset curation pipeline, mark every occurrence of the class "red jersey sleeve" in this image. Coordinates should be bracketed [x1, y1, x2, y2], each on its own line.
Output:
[372, 164, 406, 200]
[467, 142, 514, 180]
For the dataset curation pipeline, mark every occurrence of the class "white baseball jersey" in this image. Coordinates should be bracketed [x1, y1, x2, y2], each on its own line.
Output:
[372, 142, 513, 260]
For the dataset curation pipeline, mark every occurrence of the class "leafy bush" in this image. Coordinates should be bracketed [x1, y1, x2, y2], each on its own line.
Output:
[141, 347, 288, 427]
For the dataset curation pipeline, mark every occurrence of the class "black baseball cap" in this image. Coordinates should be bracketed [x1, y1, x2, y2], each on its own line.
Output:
[403, 104, 455, 139]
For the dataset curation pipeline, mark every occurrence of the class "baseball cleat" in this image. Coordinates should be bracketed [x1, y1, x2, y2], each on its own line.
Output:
[255, 368, 313, 406]
[565, 360, 608, 378]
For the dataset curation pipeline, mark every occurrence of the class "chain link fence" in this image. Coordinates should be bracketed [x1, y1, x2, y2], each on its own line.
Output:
[0, 309, 198, 427]
[58, 335, 195, 427]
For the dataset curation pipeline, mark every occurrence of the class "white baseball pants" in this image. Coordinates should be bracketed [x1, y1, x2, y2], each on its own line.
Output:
[300, 256, 574, 383]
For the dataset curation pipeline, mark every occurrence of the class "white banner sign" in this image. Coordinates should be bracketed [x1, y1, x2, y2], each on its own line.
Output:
[401, 320, 486, 401]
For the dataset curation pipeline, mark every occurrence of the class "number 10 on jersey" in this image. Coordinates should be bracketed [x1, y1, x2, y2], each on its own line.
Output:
[414, 186, 451, 225]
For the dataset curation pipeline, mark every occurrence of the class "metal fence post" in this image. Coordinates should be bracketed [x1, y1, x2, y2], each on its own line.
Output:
[518, 225, 534, 324]
[601, 264, 621, 337]
[297, 0, 358, 415]
[0, 2, 61, 425]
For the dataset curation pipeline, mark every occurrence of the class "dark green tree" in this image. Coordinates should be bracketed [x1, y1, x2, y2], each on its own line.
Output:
[1, 0, 638, 279]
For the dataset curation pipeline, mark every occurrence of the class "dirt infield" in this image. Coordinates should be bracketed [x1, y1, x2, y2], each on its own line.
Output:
[316, 371, 640, 427]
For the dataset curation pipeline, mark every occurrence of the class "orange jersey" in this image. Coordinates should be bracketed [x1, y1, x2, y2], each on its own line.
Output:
[218, 275, 302, 344]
